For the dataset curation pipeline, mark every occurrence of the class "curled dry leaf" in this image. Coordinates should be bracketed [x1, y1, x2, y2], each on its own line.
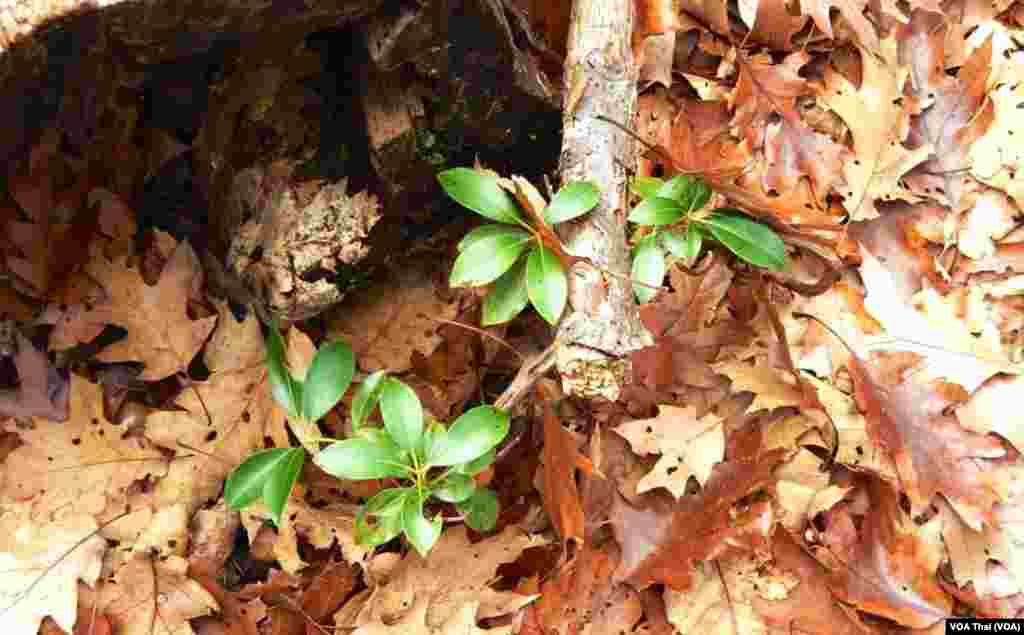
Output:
[538, 380, 593, 546]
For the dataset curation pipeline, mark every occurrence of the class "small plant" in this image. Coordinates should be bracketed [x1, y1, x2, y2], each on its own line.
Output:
[320, 370, 509, 555]
[224, 325, 353, 526]
[437, 166, 600, 326]
[628, 174, 788, 303]
[224, 324, 510, 556]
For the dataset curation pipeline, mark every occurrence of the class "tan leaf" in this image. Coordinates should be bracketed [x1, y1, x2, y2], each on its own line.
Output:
[615, 405, 724, 498]
[0, 375, 168, 522]
[352, 597, 513, 635]
[53, 235, 217, 380]
[665, 552, 799, 635]
[325, 265, 460, 373]
[98, 556, 218, 635]
[355, 526, 544, 629]
[958, 374, 1024, 453]
[969, 51, 1024, 208]
[820, 41, 932, 220]
[241, 497, 368, 574]
[714, 359, 806, 412]
[0, 511, 106, 635]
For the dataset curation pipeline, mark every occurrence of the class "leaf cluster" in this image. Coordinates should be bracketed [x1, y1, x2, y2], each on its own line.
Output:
[629, 175, 788, 302]
[224, 324, 509, 557]
[438, 167, 600, 326]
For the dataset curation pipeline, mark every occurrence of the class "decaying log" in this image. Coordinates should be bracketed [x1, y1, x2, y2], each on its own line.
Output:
[554, 0, 652, 400]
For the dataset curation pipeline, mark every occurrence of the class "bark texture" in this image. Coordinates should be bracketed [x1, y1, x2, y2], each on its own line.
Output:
[555, 0, 652, 400]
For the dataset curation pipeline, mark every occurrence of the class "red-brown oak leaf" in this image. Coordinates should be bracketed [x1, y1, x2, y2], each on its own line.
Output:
[538, 380, 594, 548]
[610, 420, 784, 590]
[810, 478, 953, 628]
[848, 348, 1006, 528]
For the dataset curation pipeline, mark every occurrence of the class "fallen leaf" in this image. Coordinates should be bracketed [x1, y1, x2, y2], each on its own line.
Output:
[820, 41, 932, 220]
[0, 330, 70, 421]
[98, 555, 218, 635]
[51, 236, 217, 380]
[0, 511, 106, 635]
[615, 405, 724, 498]
[0, 375, 167, 522]
[539, 380, 593, 546]
[325, 264, 460, 373]
[753, 528, 873, 634]
[352, 597, 514, 635]
[809, 479, 952, 628]
[353, 525, 544, 629]
[611, 421, 784, 590]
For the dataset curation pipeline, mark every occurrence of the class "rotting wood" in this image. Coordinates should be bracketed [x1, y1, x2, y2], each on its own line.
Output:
[554, 0, 652, 401]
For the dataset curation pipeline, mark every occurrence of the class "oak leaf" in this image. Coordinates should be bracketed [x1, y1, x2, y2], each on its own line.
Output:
[352, 598, 513, 635]
[611, 422, 784, 590]
[0, 512, 106, 635]
[969, 49, 1024, 208]
[819, 41, 931, 220]
[753, 529, 873, 634]
[51, 236, 217, 380]
[0, 375, 168, 522]
[98, 555, 218, 635]
[799, 0, 878, 50]
[539, 381, 593, 545]
[352, 526, 544, 629]
[615, 405, 724, 498]
[810, 479, 952, 627]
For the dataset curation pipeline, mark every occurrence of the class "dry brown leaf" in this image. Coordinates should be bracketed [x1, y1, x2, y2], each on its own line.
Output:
[352, 597, 514, 635]
[753, 529, 873, 634]
[241, 497, 368, 574]
[325, 265, 460, 373]
[714, 359, 806, 412]
[0, 330, 70, 421]
[775, 448, 846, 532]
[820, 41, 931, 220]
[98, 555, 218, 635]
[0, 511, 106, 635]
[611, 422, 784, 590]
[969, 47, 1024, 208]
[615, 405, 724, 498]
[810, 479, 952, 628]
[533, 542, 642, 635]
[50, 235, 217, 380]
[0, 375, 167, 522]
[352, 525, 544, 630]
[539, 381, 592, 546]
[665, 551, 799, 635]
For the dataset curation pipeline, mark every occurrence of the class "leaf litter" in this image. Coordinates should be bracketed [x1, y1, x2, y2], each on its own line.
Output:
[4, 0, 1024, 633]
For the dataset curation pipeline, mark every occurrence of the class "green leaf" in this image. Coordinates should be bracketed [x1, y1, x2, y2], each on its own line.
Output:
[482, 259, 529, 326]
[402, 496, 442, 557]
[661, 226, 703, 262]
[265, 323, 301, 418]
[457, 488, 499, 533]
[657, 175, 711, 212]
[449, 226, 533, 288]
[421, 420, 448, 464]
[632, 176, 665, 199]
[543, 181, 600, 225]
[380, 378, 425, 451]
[457, 224, 512, 252]
[628, 196, 686, 226]
[437, 167, 524, 224]
[699, 211, 788, 270]
[526, 244, 568, 325]
[432, 473, 476, 503]
[356, 507, 402, 546]
[262, 448, 304, 526]
[301, 341, 355, 423]
[316, 438, 409, 480]
[454, 448, 496, 476]
[428, 406, 510, 467]
[632, 237, 666, 304]
[365, 487, 413, 517]
[225, 448, 300, 513]
[351, 370, 388, 433]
